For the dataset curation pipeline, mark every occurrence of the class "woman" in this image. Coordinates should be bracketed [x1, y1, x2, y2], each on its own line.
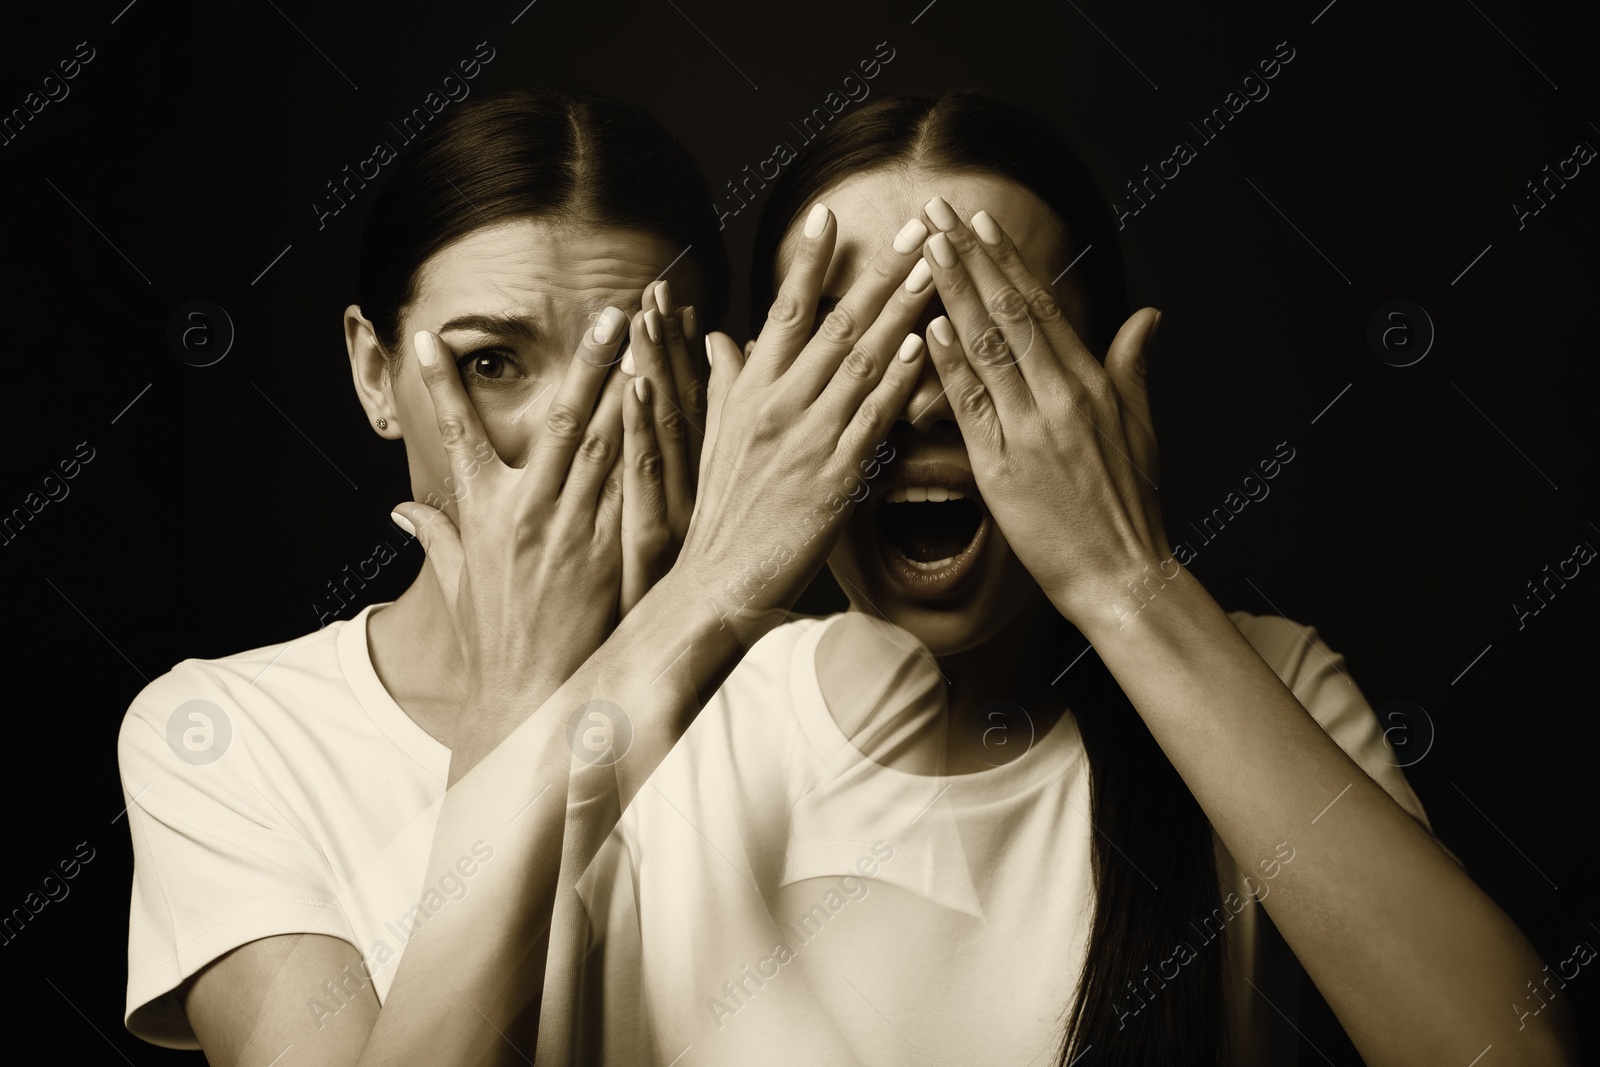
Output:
[117, 87, 939, 1064]
[560, 91, 1579, 1067]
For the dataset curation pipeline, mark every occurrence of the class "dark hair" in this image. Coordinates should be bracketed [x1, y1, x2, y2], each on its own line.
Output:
[359, 87, 730, 357]
[748, 90, 1226, 1066]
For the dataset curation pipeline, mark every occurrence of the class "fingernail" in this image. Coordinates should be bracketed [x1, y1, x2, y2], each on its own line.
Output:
[682, 305, 699, 341]
[1149, 310, 1163, 342]
[634, 376, 651, 403]
[929, 316, 955, 346]
[644, 309, 661, 345]
[905, 259, 933, 294]
[924, 196, 959, 232]
[897, 334, 925, 364]
[704, 332, 717, 368]
[972, 210, 1003, 246]
[892, 218, 928, 254]
[929, 232, 958, 269]
[621, 347, 636, 375]
[390, 510, 416, 536]
[414, 331, 437, 367]
[804, 203, 830, 239]
[592, 306, 625, 345]
[655, 281, 673, 318]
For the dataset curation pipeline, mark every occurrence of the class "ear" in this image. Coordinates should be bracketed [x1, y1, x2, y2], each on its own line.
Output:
[743, 338, 757, 359]
[345, 305, 399, 438]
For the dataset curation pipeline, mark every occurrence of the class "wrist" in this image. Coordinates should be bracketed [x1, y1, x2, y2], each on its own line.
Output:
[1053, 553, 1206, 646]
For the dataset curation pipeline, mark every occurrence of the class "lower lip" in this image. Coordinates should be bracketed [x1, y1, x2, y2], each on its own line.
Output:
[875, 506, 990, 600]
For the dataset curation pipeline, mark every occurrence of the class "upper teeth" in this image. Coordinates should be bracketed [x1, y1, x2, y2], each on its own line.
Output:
[885, 486, 965, 503]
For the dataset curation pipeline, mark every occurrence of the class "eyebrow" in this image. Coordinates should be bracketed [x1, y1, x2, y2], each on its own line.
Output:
[436, 314, 541, 343]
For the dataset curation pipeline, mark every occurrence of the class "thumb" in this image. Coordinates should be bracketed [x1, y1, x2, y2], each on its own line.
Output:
[700, 331, 746, 485]
[1104, 307, 1160, 444]
[390, 503, 464, 614]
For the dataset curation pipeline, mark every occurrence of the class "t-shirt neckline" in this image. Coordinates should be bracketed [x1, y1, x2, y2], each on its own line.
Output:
[788, 613, 1085, 805]
[336, 602, 451, 780]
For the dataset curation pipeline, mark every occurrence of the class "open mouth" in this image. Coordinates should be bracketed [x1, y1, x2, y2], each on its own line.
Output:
[874, 483, 989, 598]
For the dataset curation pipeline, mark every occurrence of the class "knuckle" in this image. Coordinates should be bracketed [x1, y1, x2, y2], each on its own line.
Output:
[970, 329, 1010, 364]
[436, 416, 470, 448]
[954, 380, 991, 415]
[818, 305, 859, 345]
[1024, 285, 1065, 325]
[636, 449, 663, 480]
[752, 398, 788, 438]
[853, 397, 884, 427]
[766, 290, 805, 329]
[991, 286, 1030, 322]
[658, 406, 686, 438]
[679, 380, 707, 417]
[578, 430, 615, 464]
[841, 347, 877, 382]
[544, 404, 583, 439]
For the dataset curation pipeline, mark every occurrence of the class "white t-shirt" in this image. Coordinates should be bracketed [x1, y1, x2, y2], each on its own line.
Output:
[568, 610, 1436, 1067]
[119, 604, 452, 1048]
[120, 603, 1431, 1062]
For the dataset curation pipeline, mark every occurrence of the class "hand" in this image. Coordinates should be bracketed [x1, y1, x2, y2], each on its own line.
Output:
[615, 280, 706, 614]
[916, 197, 1169, 630]
[392, 308, 659, 712]
[681, 204, 935, 633]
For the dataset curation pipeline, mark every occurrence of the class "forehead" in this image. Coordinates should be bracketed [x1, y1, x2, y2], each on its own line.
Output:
[412, 218, 691, 325]
[777, 167, 1070, 292]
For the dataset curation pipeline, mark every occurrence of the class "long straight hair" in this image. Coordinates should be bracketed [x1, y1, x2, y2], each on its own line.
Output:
[748, 90, 1226, 1066]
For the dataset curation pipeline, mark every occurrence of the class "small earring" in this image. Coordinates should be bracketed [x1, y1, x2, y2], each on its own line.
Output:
[376, 417, 388, 430]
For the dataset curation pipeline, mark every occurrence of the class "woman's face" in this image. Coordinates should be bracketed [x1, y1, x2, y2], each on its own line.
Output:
[774, 168, 1093, 656]
[373, 218, 703, 514]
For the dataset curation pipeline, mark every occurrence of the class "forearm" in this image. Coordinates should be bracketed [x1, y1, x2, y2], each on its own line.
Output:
[1070, 567, 1576, 1067]
[357, 561, 764, 1065]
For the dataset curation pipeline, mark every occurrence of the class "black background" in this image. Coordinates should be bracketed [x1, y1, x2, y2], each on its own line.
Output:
[1, 0, 1596, 1062]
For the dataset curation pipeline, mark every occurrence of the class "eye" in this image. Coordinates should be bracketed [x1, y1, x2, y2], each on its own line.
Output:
[456, 349, 527, 384]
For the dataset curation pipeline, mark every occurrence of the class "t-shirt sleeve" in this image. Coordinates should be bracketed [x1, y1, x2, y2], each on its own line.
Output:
[119, 662, 355, 1049]
[1231, 611, 1436, 834]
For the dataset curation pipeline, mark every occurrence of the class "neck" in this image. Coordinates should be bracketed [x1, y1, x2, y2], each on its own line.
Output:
[365, 558, 469, 743]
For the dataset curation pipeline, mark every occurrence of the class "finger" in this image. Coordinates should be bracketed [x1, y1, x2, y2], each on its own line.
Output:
[390, 503, 462, 615]
[966, 207, 1104, 383]
[673, 303, 708, 480]
[921, 314, 1005, 452]
[555, 361, 630, 517]
[787, 214, 930, 402]
[1103, 307, 1162, 472]
[525, 306, 629, 501]
[744, 202, 836, 387]
[620, 376, 672, 614]
[921, 230, 1033, 416]
[413, 331, 503, 512]
[633, 308, 695, 536]
[921, 200, 1061, 390]
[813, 247, 938, 421]
[699, 330, 746, 488]
[839, 332, 930, 457]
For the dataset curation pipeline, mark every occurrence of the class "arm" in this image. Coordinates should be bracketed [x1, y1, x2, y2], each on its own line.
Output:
[916, 200, 1577, 1067]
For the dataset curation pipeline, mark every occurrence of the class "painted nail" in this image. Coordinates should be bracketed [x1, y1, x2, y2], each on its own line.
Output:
[972, 210, 1003, 246]
[644, 309, 661, 345]
[892, 218, 928, 254]
[390, 511, 416, 536]
[592, 306, 625, 345]
[414, 331, 437, 367]
[804, 202, 829, 239]
[929, 316, 955, 346]
[704, 332, 717, 368]
[634, 376, 650, 403]
[929, 232, 958, 269]
[655, 281, 673, 318]
[924, 196, 960, 232]
[1149, 310, 1163, 342]
[905, 259, 933, 294]
[897, 334, 925, 364]
[621, 347, 636, 375]
[682, 306, 699, 341]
